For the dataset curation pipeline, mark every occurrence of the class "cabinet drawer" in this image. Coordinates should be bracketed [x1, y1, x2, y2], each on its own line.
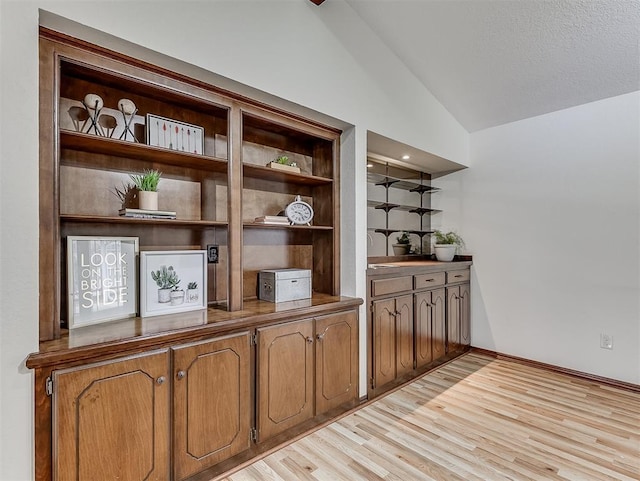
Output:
[371, 276, 413, 297]
[414, 272, 446, 289]
[446, 269, 470, 284]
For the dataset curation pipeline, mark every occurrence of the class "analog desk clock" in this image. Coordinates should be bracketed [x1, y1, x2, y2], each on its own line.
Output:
[285, 195, 314, 225]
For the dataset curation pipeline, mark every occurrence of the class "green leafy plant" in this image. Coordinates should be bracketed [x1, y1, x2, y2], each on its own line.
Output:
[130, 169, 161, 192]
[274, 155, 289, 165]
[432, 230, 465, 248]
[187, 281, 198, 290]
[151, 265, 180, 290]
[396, 231, 411, 245]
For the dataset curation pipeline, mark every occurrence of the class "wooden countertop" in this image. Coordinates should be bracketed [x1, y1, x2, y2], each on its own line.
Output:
[26, 294, 363, 369]
[367, 258, 472, 276]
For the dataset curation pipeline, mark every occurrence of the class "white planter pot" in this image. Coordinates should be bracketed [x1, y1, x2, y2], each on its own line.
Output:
[170, 290, 185, 306]
[187, 288, 199, 303]
[138, 190, 158, 211]
[434, 244, 457, 262]
[157, 288, 171, 303]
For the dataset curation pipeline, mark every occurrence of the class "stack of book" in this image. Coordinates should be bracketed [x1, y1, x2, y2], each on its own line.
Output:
[119, 208, 177, 219]
[254, 215, 290, 225]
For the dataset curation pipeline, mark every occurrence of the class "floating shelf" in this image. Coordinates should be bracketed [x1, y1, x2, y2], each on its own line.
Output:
[367, 172, 440, 193]
[368, 201, 441, 215]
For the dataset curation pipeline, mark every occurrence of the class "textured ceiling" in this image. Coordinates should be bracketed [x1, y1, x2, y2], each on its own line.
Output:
[345, 0, 640, 132]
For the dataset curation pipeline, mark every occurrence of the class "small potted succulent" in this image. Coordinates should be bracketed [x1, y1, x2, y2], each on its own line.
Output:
[266, 155, 300, 173]
[432, 230, 465, 262]
[187, 281, 199, 303]
[392, 231, 412, 256]
[130, 169, 161, 211]
[150, 265, 179, 303]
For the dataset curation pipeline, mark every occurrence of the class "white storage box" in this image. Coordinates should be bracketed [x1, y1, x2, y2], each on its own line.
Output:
[258, 268, 312, 303]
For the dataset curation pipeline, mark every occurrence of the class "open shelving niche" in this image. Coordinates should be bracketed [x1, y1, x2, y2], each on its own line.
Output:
[367, 159, 441, 255]
[40, 35, 340, 341]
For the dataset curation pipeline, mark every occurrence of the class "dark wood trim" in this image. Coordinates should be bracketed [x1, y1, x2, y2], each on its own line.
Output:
[471, 347, 640, 393]
[39, 27, 341, 136]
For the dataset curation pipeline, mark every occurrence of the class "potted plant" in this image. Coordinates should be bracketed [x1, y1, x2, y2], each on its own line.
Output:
[170, 283, 185, 306]
[392, 231, 412, 256]
[150, 265, 179, 303]
[187, 281, 199, 303]
[130, 169, 161, 210]
[266, 155, 300, 173]
[432, 230, 465, 262]
[112, 181, 137, 210]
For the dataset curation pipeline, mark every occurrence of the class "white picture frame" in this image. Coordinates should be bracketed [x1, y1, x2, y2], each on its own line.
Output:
[67, 236, 139, 329]
[146, 113, 204, 154]
[140, 250, 207, 318]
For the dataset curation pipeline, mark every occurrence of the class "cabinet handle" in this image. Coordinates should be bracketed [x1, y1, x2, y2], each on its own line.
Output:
[316, 333, 325, 341]
[425, 278, 434, 282]
[156, 376, 166, 385]
[306, 336, 314, 344]
[388, 311, 397, 318]
[176, 370, 186, 380]
[395, 311, 402, 316]
[454, 274, 463, 278]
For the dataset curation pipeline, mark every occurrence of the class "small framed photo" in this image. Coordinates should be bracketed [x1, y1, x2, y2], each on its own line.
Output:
[67, 236, 139, 329]
[146, 113, 204, 154]
[140, 250, 207, 318]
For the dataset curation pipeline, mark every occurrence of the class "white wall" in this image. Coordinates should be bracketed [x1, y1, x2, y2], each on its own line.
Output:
[0, 1, 468, 478]
[435, 92, 640, 384]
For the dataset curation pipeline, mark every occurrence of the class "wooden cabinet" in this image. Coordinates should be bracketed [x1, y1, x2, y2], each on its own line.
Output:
[368, 263, 471, 398]
[414, 287, 445, 369]
[172, 332, 251, 480]
[447, 282, 471, 353]
[257, 319, 315, 441]
[257, 310, 358, 442]
[460, 282, 471, 348]
[33, 29, 358, 481]
[39, 30, 341, 341]
[52, 350, 170, 481]
[372, 294, 414, 391]
[315, 310, 359, 414]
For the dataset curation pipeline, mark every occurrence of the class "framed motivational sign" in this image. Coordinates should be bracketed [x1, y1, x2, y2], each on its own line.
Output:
[67, 236, 139, 329]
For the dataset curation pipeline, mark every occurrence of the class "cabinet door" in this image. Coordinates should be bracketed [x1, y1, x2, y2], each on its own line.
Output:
[52, 350, 170, 481]
[315, 310, 358, 414]
[414, 291, 433, 369]
[372, 298, 397, 389]
[395, 294, 414, 377]
[172, 332, 251, 480]
[257, 319, 314, 442]
[432, 288, 446, 360]
[447, 286, 461, 352]
[459, 283, 471, 347]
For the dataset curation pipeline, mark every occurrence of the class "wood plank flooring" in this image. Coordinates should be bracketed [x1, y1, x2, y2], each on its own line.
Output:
[218, 353, 640, 481]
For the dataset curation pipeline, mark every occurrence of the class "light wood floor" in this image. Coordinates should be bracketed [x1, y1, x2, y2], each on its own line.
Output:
[218, 352, 640, 481]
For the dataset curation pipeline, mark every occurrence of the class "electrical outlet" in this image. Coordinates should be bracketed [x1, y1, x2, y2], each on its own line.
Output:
[206, 244, 219, 264]
[600, 333, 613, 350]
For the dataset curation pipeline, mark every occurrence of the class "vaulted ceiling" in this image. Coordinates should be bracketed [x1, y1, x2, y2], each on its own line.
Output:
[341, 0, 640, 132]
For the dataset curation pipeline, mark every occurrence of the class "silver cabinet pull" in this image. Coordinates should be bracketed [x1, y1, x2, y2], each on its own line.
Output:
[306, 336, 314, 344]
[156, 376, 166, 385]
[316, 332, 325, 341]
[176, 370, 186, 380]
